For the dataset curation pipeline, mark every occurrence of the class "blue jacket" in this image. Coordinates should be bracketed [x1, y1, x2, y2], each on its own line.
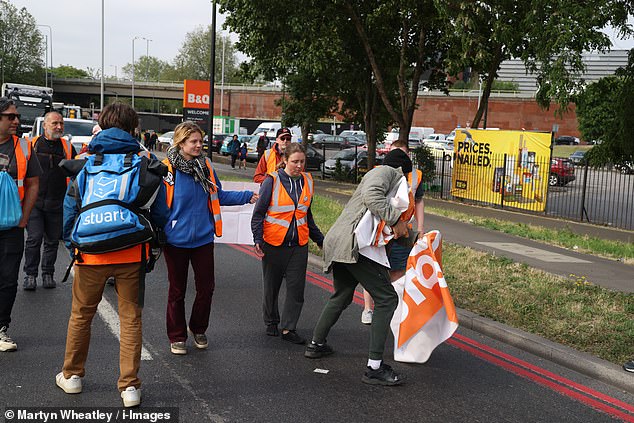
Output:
[164, 167, 253, 248]
[62, 127, 170, 247]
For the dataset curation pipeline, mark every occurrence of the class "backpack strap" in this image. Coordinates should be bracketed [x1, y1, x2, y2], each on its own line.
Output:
[124, 151, 136, 168]
[93, 152, 104, 166]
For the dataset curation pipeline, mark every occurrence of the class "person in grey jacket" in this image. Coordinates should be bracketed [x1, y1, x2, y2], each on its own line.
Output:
[304, 148, 412, 386]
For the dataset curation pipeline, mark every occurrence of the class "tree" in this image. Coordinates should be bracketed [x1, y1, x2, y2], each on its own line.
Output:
[52, 65, 89, 79]
[173, 26, 241, 83]
[576, 49, 634, 164]
[441, 0, 634, 128]
[0, 0, 45, 85]
[121, 56, 176, 82]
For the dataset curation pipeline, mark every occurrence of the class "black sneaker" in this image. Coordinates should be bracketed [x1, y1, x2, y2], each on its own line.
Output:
[304, 342, 334, 358]
[281, 330, 305, 345]
[42, 274, 56, 289]
[266, 324, 279, 337]
[23, 275, 36, 291]
[624, 360, 634, 373]
[362, 363, 403, 386]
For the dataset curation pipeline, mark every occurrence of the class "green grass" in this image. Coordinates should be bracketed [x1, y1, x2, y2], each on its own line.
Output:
[443, 244, 634, 364]
[426, 206, 634, 264]
[552, 145, 593, 157]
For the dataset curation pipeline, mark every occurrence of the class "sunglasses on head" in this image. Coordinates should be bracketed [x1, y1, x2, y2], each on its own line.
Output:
[0, 113, 20, 121]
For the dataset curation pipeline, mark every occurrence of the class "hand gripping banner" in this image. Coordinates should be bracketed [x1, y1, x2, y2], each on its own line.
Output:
[390, 230, 459, 363]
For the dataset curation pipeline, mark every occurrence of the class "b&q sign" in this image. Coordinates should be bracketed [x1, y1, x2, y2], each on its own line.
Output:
[183, 80, 211, 109]
[450, 129, 552, 212]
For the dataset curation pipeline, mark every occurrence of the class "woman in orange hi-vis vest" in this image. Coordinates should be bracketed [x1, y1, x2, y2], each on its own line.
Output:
[162, 121, 258, 356]
[251, 143, 324, 345]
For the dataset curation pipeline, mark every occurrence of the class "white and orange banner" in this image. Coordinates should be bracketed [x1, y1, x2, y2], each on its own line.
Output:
[390, 230, 459, 363]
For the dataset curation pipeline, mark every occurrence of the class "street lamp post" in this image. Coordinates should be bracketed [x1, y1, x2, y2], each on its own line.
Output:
[36, 25, 53, 89]
[131, 36, 146, 109]
[220, 36, 225, 117]
[208, 0, 217, 159]
[145, 39, 152, 82]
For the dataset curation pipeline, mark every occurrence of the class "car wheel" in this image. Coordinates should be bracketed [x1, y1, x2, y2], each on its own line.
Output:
[548, 174, 559, 186]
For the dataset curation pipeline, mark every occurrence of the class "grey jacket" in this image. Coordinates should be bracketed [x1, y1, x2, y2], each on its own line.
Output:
[322, 165, 405, 271]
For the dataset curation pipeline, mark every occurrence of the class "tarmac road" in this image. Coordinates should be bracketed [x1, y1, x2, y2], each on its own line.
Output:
[3, 243, 634, 422]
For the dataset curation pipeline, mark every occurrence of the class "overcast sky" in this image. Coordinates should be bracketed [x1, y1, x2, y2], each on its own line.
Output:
[11, 0, 236, 79]
[10, 1, 634, 81]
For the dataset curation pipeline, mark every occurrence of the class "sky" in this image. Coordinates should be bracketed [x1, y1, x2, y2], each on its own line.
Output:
[10, 1, 634, 81]
[11, 0, 236, 79]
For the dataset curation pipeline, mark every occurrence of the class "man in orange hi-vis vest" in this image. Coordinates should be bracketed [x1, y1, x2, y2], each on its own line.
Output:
[253, 127, 293, 184]
[0, 97, 41, 353]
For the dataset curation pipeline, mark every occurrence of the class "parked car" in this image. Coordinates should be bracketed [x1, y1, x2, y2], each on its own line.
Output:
[339, 130, 366, 142]
[550, 157, 576, 186]
[614, 161, 634, 174]
[312, 135, 365, 150]
[422, 133, 446, 143]
[304, 144, 325, 170]
[322, 147, 381, 177]
[157, 131, 174, 150]
[568, 151, 587, 165]
[220, 135, 251, 156]
[204, 133, 230, 153]
[555, 135, 580, 145]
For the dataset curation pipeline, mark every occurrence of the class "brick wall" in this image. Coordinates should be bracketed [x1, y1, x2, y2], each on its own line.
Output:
[219, 89, 580, 137]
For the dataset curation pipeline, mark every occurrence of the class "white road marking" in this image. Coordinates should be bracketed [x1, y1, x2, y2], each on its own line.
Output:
[475, 242, 592, 263]
[97, 297, 153, 361]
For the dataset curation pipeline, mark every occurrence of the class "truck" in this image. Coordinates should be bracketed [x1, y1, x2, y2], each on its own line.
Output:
[1, 83, 53, 136]
[53, 102, 82, 119]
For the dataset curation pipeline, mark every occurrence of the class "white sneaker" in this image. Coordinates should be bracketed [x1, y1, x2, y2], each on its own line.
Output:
[361, 309, 373, 325]
[55, 372, 82, 394]
[121, 386, 142, 407]
[0, 326, 17, 351]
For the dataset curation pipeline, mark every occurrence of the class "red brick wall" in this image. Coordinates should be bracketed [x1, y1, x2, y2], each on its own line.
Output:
[220, 89, 580, 137]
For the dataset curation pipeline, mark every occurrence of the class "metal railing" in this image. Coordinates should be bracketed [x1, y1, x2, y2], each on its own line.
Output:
[415, 153, 634, 231]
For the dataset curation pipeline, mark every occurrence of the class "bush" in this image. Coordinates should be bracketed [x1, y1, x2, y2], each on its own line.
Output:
[412, 146, 436, 184]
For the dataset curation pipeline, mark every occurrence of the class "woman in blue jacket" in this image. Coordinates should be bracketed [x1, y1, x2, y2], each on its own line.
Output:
[162, 121, 257, 355]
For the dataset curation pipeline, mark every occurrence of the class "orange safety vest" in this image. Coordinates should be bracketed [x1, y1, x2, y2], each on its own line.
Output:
[162, 157, 223, 237]
[263, 171, 314, 246]
[264, 147, 281, 176]
[9, 135, 32, 203]
[31, 135, 73, 185]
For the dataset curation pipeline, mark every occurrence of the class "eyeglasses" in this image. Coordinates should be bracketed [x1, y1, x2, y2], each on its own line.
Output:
[0, 113, 20, 121]
[280, 136, 292, 141]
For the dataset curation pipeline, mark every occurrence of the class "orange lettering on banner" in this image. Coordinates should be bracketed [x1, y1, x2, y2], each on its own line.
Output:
[397, 232, 458, 348]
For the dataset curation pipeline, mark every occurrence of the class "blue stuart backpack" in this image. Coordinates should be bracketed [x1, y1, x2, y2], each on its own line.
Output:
[68, 152, 165, 254]
[0, 170, 22, 230]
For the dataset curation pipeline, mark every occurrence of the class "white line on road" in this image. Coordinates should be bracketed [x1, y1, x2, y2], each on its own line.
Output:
[97, 298, 153, 361]
[475, 242, 592, 263]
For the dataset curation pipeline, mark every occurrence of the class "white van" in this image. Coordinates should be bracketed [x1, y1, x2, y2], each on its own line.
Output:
[410, 127, 435, 140]
[252, 122, 281, 138]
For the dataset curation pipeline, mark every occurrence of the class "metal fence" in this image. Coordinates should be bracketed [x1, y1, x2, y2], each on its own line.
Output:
[417, 153, 634, 231]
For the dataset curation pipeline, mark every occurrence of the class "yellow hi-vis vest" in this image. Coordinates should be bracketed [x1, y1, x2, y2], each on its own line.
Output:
[10, 136, 31, 202]
[162, 157, 223, 237]
[263, 171, 313, 246]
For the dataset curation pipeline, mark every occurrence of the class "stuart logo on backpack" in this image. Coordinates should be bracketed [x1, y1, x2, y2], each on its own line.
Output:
[66, 152, 166, 254]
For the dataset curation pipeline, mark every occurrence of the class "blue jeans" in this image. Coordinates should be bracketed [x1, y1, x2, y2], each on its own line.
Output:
[0, 227, 25, 327]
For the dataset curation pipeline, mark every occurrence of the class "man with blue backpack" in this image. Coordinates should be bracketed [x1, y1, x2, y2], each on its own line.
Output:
[0, 97, 41, 353]
[55, 102, 169, 408]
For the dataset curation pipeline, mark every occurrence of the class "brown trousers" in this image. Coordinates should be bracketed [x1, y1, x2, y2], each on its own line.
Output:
[62, 262, 143, 391]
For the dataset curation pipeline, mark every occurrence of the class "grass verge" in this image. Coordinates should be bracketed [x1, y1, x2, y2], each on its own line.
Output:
[426, 206, 634, 264]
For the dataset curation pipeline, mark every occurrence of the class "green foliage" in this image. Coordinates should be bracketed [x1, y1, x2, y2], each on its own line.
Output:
[173, 28, 240, 83]
[122, 56, 175, 82]
[575, 49, 634, 164]
[490, 80, 519, 92]
[333, 158, 350, 182]
[51, 65, 89, 79]
[413, 145, 436, 185]
[0, 0, 45, 85]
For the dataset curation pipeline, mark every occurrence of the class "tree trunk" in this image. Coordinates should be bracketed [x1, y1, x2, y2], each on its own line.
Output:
[472, 46, 502, 128]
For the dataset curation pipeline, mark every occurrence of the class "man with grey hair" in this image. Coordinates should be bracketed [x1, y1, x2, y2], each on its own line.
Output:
[0, 97, 41, 351]
[23, 111, 76, 290]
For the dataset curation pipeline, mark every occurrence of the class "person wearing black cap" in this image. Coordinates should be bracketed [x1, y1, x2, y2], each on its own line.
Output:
[361, 141, 425, 325]
[253, 127, 292, 184]
[305, 145, 422, 386]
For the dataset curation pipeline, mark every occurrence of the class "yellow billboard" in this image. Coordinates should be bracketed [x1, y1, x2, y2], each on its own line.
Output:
[450, 129, 552, 211]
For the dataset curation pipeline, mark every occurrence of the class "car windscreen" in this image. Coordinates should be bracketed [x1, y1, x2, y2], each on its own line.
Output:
[64, 121, 94, 136]
[333, 150, 357, 160]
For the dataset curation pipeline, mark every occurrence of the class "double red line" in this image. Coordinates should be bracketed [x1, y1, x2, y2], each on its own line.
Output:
[228, 243, 634, 422]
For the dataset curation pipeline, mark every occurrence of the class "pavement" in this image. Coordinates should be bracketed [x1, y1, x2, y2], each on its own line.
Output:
[180, 151, 634, 394]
